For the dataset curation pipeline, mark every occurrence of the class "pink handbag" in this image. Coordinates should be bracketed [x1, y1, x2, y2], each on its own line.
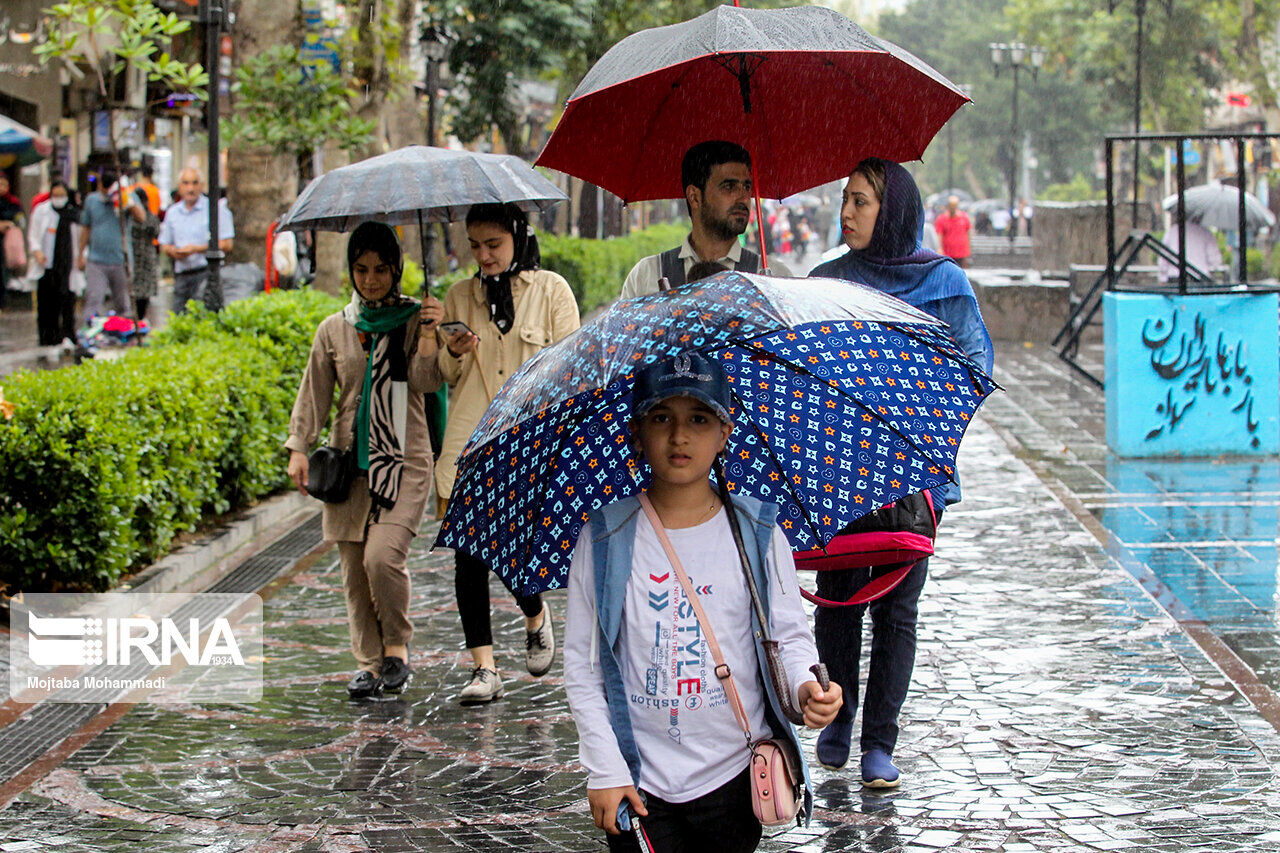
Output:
[3, 225, 25, 273]
[638, 495, 807, 827]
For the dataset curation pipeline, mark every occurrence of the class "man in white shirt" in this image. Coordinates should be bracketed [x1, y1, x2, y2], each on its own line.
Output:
[620, 141, 791, 300]
[159, 168, 235, 313]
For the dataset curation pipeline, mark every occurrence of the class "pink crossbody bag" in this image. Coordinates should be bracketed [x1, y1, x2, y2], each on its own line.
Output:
[638, 494, 804, 827]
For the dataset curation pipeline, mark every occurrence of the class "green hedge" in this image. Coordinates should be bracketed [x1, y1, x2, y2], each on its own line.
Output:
[543, 223, 687, 312]
[0, 289, 342, 593]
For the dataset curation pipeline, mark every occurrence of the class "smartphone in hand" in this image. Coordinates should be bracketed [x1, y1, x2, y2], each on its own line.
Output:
[439, 320, 477, 339]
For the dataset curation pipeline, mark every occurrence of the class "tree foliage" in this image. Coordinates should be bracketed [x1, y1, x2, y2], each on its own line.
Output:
[428, 0, 591, 157]
[223, 45, 376, 163]
[875, 0, 1275, 200]
[34, 0, 209, 104]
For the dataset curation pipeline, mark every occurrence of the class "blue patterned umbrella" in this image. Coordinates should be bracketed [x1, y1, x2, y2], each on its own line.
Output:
[435, 271, 996, 596]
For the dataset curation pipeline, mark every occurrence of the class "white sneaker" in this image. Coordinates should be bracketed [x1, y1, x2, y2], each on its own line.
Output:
[525, 604, 555, 677]
[459, 666, 504, 705]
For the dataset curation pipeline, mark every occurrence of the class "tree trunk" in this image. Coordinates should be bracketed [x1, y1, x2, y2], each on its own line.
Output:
[224, 0, 302, 269]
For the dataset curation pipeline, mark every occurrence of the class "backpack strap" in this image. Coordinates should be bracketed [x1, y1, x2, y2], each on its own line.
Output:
[658, 246, 684, 290]
[737, 247, 761, 274]
[799, 562, 916, 607]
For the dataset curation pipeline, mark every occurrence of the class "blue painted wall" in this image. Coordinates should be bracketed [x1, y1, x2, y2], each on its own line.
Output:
[1105, 292, 1279, 457]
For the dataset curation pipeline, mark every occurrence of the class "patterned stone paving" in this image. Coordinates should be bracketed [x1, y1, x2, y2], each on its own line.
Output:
[3, 345, 1280, 850]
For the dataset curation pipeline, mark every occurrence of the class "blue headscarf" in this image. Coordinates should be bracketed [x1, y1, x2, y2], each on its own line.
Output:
[812, 158, 976, 309]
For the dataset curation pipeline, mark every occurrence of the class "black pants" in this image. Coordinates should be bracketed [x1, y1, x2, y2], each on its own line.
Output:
[606, 768, 761, 853]
[814, 558, 929, 755]
[454, 550, 542, 649]
[36, 269, 76, 345]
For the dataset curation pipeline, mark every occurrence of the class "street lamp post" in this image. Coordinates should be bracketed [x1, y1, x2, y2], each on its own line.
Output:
[990, 42, 1045, 243]
[199, 0, 227, 311]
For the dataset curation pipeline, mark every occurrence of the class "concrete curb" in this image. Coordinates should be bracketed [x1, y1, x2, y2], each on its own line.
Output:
[123, 490, 323, 596]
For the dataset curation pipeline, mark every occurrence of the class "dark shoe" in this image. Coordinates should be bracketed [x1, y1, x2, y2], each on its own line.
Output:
[861, 749, 901, 788]
[380, 654, 412, 693]
[347, 669, 382, 699]
[816, 717, 853, 771]
[525, 604, 555, 677]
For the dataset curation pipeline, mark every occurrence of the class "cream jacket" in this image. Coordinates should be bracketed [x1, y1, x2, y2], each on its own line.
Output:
[435, 269, 580, 500]
[286, 311, 444, 542]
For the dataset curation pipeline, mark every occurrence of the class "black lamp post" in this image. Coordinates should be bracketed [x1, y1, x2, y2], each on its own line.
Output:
[199, 0, 227, 311]
[990, 42, 1045, 243]
[418, 22, 452, 292]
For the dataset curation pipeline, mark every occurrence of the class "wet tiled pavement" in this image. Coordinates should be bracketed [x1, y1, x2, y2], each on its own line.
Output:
[3, 344, 1280, 850]
[988, 343, 1280, 700]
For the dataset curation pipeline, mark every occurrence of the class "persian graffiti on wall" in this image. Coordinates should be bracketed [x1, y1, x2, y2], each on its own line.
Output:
[1140, 310, 1259, 447]
[1104, 292, 1279, 457]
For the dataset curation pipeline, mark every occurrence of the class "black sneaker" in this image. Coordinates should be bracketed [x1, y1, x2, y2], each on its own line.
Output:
[380, 654, 412, 693]
[347, 669, 383, 699]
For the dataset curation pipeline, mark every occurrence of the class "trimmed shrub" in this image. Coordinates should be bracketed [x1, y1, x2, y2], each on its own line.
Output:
[0, 289, 342, 593]
[542, 223, 687, 311]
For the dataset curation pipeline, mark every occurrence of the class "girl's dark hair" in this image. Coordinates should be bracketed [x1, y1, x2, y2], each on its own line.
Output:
[465, 202, 541, 272]
[49, 179, 68, 193]
[346, 221, 403, 287]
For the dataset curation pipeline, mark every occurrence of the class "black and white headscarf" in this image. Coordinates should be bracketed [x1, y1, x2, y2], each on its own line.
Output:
[343, 222, 418, 510]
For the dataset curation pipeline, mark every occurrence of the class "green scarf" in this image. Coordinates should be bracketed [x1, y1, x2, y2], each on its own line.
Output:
[353, 301, 420, 471]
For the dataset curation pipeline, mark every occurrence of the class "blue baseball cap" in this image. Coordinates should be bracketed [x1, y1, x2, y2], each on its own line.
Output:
[631, 352, 733, 423]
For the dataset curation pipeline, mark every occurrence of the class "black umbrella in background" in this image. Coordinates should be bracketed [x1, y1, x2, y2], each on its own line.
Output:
[279, 145, 567, 294]
[279, 146, 566, 461]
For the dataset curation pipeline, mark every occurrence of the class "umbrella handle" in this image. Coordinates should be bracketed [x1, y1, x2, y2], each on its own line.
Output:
[750, 159, 769, 273]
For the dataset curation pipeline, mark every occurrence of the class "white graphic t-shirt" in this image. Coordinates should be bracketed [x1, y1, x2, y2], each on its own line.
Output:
[563, 506, 818, 804]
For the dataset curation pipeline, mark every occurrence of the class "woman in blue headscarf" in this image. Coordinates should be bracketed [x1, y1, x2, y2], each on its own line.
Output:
[809, 158, 992, 789]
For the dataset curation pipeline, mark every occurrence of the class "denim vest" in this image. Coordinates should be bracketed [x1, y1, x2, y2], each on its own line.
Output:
[587, 493, 814, 822]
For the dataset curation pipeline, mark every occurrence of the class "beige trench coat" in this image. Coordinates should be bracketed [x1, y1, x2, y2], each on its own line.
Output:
[434, 269, 580, 500]
[286, 311, 444, 542]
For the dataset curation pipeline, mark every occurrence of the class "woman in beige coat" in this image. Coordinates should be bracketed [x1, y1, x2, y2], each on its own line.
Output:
[438, 203, 580, 705]
[286, 222, 445, 699]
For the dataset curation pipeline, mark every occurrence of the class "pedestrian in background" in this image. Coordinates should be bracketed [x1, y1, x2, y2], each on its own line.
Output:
[286, 222, 445, 699]
[78, 168, 135, 321]
[128, 182, 161, 323]
[27, 180, 80, 351]
[159, 168, 234, 313]
[934, 195, 972, 269]
[810, 157, 992, 789]
[436, 202, 579, 705]
[1157, 214, 1222, 283]
[1, 171, 26, 312]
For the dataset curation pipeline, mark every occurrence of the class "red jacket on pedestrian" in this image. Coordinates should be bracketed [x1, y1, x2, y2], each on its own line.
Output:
[935, 210, 971, 260]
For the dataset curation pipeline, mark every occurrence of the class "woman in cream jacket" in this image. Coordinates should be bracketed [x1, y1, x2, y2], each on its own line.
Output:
[437, 202, 579, 705]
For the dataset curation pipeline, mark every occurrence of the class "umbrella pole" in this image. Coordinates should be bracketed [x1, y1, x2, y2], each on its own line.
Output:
[417, 209, 434, 297]
[750, 159, 770, 272]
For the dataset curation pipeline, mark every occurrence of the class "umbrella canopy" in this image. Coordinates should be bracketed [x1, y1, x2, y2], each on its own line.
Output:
[436, 270, 996, 596]
[278, 145, 567, 232]
[965, 198, 1004, 215]
[0, 115, 53, 168]
[1162, 184, 1276, 231]
[535, 4, 969, 203]
[924, 189, 974, 209]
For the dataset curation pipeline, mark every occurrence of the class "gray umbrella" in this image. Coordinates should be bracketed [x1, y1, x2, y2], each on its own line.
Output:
[278, 145, 567, 232]
[1162, 184, 1276, 230]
